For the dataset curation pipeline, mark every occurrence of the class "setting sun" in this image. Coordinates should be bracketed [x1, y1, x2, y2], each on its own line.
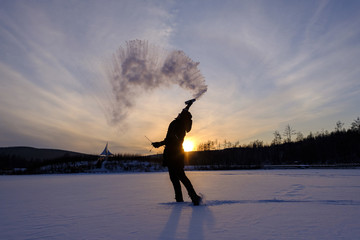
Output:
[183, 139, 194, 152]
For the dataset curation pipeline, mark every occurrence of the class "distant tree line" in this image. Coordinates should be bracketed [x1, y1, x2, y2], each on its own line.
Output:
[0, 151, 163, 174]
[1, 117, 359, 174]
[191, 117, 360, 168]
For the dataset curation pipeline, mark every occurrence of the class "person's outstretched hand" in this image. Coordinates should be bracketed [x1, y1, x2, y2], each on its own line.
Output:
[152, 142, 162, 148]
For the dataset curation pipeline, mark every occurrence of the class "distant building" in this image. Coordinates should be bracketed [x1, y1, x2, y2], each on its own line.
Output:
[99, 143, 113, 160]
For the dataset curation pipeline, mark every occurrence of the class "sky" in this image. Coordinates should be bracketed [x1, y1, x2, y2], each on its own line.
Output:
[1, 0, 360, 155]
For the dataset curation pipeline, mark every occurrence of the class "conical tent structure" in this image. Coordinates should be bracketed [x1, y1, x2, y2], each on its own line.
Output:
[99, 143, 113, 159]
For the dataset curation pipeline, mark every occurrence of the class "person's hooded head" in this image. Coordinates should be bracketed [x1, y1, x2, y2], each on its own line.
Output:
[177, 109, 192, 132]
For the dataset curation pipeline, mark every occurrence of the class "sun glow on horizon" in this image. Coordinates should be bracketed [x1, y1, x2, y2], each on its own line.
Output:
[183, 139, 194, 152]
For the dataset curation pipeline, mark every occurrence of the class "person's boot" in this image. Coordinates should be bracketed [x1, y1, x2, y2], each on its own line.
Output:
[191, 194, 202, 206]
[175, 195, 184, 202]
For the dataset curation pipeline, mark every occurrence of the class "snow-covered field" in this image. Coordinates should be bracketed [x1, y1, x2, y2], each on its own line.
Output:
[1, 169, 360, 240]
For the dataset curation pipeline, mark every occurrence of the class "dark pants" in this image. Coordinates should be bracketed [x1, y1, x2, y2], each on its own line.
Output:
[168, 165, 197, 201]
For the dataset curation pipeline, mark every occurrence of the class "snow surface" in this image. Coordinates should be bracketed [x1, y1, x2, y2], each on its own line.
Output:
[1, 169, 360, 240]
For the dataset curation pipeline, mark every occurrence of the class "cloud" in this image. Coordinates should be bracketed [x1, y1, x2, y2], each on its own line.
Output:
[168, 0, 360, 143]
[0, 0, 177, 153]
[1, 0, 360, 152]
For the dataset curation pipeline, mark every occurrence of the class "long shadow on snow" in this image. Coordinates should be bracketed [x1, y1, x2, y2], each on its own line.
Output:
[158, 202, 215, 240]
[160, 199, 360, 207]
[205, 199, 360, 206]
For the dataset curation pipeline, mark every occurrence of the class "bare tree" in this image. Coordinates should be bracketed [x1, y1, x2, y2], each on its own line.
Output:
[335, 121, 345, 132]
[283, 124, 296, 143]
[350, 117, 360, 132]
[223, 139, 233, 149]
[306, 132, 314, 140]
[296, 131, 304, 142]
[272, 130, 282, 145]
[250, 140, 264, 148]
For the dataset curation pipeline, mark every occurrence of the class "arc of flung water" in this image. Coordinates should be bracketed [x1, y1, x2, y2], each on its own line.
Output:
[106, 40, 207, 125]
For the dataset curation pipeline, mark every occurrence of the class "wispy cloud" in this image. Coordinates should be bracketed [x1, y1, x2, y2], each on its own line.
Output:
[0, 0, 177, 153]
[168, 0, 360, 143]
[1, 0, 359, 152]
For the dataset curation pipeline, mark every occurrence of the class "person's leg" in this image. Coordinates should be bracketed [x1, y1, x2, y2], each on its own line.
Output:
[168, 166, 184, 202]
[175, 168, 201, 205]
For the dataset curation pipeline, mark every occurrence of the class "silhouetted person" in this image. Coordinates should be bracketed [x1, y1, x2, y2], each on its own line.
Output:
[152, 102, 201, 205]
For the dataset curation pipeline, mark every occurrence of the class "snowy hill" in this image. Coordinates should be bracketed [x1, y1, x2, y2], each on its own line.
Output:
[0, 146, 85, 160]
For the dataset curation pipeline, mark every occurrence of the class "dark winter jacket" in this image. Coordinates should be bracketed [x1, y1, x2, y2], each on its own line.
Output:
[162, 112, 192, 167]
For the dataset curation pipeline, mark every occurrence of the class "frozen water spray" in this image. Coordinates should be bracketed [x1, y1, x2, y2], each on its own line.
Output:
[106, 40, 207, 124]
